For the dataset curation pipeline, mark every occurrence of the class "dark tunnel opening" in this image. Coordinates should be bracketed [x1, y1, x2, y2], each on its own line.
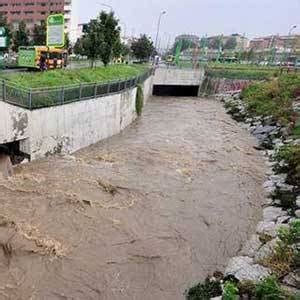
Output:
[152, 85, 199, 97]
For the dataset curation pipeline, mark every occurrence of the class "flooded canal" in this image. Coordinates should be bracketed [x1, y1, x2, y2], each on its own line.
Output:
[0, 97, 266, 299]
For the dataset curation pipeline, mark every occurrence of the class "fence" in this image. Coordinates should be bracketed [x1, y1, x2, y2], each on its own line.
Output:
[0, 69, 153, 110]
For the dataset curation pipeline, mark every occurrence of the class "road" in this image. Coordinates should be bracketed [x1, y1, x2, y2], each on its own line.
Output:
[0, 97, 266, 300]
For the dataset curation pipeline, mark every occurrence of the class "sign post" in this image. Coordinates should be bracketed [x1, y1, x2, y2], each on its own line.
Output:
[47, 14, 65, 48]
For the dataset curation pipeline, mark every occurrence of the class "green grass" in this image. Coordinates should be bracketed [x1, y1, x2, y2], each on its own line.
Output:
[0, 64, 148, 89]
[206, 68, 275, 80]
[208, 62, 280, 71]
[240, 74, 300, 125]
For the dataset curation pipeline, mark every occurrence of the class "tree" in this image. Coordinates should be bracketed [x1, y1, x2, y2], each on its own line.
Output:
[31, 21, 46, 45]
[73, 38, 84, 55]
[223, 37, 237, 50]
[12, 21, 29, 52]
[209, 37, 222, 50]
[131, 34, 155, 61]
[120, 43, 131, 57]
[98, 11, 121, 66]
[81, 11, 121, 67]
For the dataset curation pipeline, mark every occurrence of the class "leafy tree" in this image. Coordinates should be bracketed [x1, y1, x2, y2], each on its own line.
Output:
[120, 43, 131, 57]
[73, 38, 84, 55]
[81, 19, 102, 67]
[208, 38, 220, 50]
[31, 21, 46, 45]
[131, 34, 155, 61]
[81, 11, 121, 67]
[12, 21, 29, 52]
[224, 37, 237, 50]
[98, 11, 121, 65]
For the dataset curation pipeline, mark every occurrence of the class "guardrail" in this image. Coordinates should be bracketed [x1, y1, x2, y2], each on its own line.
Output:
[0, 69, 153, 110]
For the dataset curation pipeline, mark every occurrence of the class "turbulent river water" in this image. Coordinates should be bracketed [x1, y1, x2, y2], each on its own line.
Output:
[0, 97, 266, 300]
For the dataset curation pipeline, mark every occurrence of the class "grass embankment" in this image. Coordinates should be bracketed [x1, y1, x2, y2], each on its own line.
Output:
[1, 64, 148, 88]
[240, 74, 300, 125]
[206, 68, 275, 80]
[205, 62, 281, 80]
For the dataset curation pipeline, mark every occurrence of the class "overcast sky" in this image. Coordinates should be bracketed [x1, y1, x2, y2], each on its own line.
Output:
[78, 0, 300, 45]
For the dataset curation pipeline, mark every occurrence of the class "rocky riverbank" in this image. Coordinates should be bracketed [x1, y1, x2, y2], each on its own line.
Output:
[186, 90, 299, 299]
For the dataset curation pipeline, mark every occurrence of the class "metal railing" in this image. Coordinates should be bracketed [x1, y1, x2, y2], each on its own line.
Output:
[0, 69, 153, 110]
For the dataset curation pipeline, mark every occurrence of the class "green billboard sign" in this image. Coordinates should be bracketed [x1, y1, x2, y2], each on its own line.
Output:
[47, 14, 65, 48]
[18, 47, 36, 68]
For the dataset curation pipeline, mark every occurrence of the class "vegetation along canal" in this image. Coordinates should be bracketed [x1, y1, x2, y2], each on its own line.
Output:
[0, 97, 266, 299]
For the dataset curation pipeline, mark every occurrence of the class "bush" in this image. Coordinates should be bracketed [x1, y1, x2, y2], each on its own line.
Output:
[255, 277, 285, 299]
[223, 282, 238, 300]
[261, 221, 300, 277]
[274, 145, 300, 187]
[135, 84, 144, 116]
[186, 278, 222, 300]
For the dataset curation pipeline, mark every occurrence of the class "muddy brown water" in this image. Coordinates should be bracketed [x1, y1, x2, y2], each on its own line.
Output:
[0, 97, 266, 300]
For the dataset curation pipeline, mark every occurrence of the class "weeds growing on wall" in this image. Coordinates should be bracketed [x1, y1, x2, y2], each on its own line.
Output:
[135, 84, 144, 116]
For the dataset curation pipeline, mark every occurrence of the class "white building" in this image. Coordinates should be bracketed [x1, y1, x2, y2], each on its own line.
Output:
[64, 0, 79, 44]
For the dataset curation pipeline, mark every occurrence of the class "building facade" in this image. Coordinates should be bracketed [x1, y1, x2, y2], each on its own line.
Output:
[249, 35, 300, 51]
[0, 0, 72, 33]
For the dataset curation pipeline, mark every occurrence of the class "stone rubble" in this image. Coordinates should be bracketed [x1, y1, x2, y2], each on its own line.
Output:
[213, 91, 300, 297]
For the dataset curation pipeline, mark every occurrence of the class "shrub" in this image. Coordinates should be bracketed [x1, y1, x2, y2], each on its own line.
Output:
[255, 276, 285, 299]
[223, 282, 238, 300]
[274, 145, 300, 187]
[186, 278, 222, 300]
[135, 84, 144, 116]
[261, 221, 300, 277]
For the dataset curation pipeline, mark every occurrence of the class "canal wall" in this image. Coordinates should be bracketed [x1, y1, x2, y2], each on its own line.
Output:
[153, 67, 205, 86]
[199, 77, 252, 95]
[0, 76, 153, 160]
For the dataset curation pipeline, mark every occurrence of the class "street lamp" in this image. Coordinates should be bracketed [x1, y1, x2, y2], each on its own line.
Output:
[289, 25, 297, 36]
[154, 10, 166, 55]
[99, 2, 113, 12]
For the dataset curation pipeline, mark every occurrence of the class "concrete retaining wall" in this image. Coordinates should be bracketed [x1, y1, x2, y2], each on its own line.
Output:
[0, 102, 29, 144]
[0, 76, 153, 160]
[153, 67, 205, 86]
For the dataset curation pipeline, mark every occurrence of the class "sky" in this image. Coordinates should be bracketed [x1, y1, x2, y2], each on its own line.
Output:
[77, 0, 300, 46]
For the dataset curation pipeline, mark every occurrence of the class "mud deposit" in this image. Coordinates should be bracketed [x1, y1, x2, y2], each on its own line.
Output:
[0, 97, 266, 299]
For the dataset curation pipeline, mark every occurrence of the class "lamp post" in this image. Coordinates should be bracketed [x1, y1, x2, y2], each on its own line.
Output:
[100, 2, 113, 12]
[154, 11, 166, 55]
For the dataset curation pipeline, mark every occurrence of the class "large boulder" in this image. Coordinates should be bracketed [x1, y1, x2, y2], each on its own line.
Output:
[225, 256, 271, 281]
[263, 207, 287, 222]
[240, 234, 263, 258]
